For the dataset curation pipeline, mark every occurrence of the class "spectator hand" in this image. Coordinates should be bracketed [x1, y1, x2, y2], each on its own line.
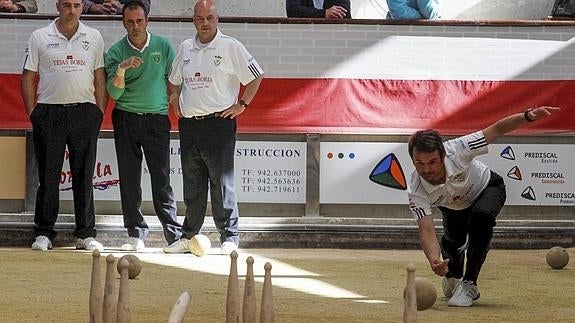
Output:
[0, 0, 19, 12]
[103, 1, 122, 14]
[430, 258, 449, 276]
[88, 4, 115, 15]
[325, 6, 347, 19]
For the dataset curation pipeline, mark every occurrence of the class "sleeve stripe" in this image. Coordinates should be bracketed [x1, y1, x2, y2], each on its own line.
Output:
[248, 63, 262, 79]
[468, 137, 487, 150]
[413, 207, 427, 220]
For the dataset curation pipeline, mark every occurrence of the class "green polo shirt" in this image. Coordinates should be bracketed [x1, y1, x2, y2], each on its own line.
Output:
[105, 33, 175, 114]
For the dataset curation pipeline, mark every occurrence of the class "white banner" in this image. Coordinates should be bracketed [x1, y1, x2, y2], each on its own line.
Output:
[59, 139, 306, 203]
[320, 142, 575, 206]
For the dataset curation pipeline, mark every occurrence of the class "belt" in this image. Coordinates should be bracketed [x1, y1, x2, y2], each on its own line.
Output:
[135, 112, 162, 116]
[191, 112, 221, 120]
[42, 103, 83, 108]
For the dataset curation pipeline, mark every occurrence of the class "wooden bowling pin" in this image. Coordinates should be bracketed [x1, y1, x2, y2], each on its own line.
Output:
[89, 249, 103, 323]
[226, 250, 240, 323]
[403, 263, 417, 323]
[167, 291, 192, 323]
[260, 262, 274, 323]
[242, 256, 256, 323]
[116, 259, 131, 323]
[103, 254, 116, 323]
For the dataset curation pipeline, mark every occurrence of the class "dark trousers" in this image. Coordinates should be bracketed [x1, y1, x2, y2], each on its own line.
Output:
[112, 109, 181, 244]
[31, 103, 103, 241]
[439, 171, 506, 284]
[179, 116, 239, 245]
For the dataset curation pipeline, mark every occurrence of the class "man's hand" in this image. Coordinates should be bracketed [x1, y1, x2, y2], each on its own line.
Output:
[119, 56, 143, 71]
[88, 2, 122, 15]
[103, 0, 122, 14]
[0, 0, 21, 12]
[220, 103, 246, 119]
[526, 106, 561, 122]
[325, 5, 348, 19]
[430, 258, 449, 276]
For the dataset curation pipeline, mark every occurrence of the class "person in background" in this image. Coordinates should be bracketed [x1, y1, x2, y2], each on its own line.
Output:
[165, 0, 263, 255]
[386, 0, 440, 19]
[0, 0, 38, 13]
[21, 0, 107, 251]
[105, 0, 182, 252]
[407, 106, 560, 306]
[286, 0, 351, 19]
[82, 0, 149, 15]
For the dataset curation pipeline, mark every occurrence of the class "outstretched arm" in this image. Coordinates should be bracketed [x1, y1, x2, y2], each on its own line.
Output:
[483, 106, 561, 144]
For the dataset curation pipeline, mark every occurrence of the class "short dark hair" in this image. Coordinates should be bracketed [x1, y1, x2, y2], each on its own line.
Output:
[408, 129, 445, 158]
[122, 0, 149, 17]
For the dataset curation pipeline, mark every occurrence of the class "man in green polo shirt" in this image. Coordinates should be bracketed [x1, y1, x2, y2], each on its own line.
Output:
[105, 0, 182, 251]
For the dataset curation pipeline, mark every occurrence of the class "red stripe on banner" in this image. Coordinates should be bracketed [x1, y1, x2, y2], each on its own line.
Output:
[1, 73, 573, 135]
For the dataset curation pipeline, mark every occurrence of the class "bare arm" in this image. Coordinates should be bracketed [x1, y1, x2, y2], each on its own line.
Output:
[220, 75, 263, 119]
[482, 106, 561, 144]
[417, 215, 448, 276]
[21, 69, 37, 116]
[93, 67, 108, 113]
[167, 81, 182, 119]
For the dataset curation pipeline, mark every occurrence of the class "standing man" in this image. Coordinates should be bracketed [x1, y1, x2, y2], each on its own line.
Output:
[105, 0, 182, 251]
[165, 0, 263, 255]
[407, 106, 560, 306]
[21, 0, 107, 251]
[286, 0, 351, 19]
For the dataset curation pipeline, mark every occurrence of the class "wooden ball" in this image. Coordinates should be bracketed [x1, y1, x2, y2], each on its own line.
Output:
[404, 277, 437, 311]
[546, 246, 569, 269]
[189, 234, 211, 257]
[414, 277, 437, 311]
[117, 254, 142, 279]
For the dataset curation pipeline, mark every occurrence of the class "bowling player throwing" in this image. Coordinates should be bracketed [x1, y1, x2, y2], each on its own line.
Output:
[406, 106, 560, 306]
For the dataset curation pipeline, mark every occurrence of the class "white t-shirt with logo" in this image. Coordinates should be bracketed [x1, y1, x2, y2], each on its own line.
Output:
[23, 18, 104, 104]
[407, 131, 491, 220]
[168, 29, 264, 117]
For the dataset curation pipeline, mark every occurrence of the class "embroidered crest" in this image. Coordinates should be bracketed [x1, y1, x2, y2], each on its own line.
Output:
[453, 172, 466, 182]
[151, 51, 161, 64]
[214, 55, 222, 66]
[82, 40, 90, 51]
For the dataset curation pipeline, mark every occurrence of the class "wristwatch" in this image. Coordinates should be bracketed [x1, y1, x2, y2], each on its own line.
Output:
[239, 100, 248, 108]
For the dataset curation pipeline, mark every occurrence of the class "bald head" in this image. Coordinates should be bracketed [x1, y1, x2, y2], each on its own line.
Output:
[193, 0, 219, 43]
[194, 0, 217, 16]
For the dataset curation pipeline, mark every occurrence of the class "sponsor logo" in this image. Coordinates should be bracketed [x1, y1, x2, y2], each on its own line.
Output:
[47, 43, 60, 49]
[507, 166, 522, 180]
[368, 153, 407, 191]
[236, 148, 302, 158]
[521, 186, 536, 201]
[183, 58, 190, 65]
[524, 151, 559, 164]
[500, 146, 515, 160]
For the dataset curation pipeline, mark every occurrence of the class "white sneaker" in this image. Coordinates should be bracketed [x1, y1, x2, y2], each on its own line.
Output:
[121, 237, 145, 252]
[31, 236, 52, 251]
[220, 241, 238, 255]
[448, 280, 480, 307]
[442, 276, 461, 298]
[76, 237, 104, 252]
[163, 238, 190, 254]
